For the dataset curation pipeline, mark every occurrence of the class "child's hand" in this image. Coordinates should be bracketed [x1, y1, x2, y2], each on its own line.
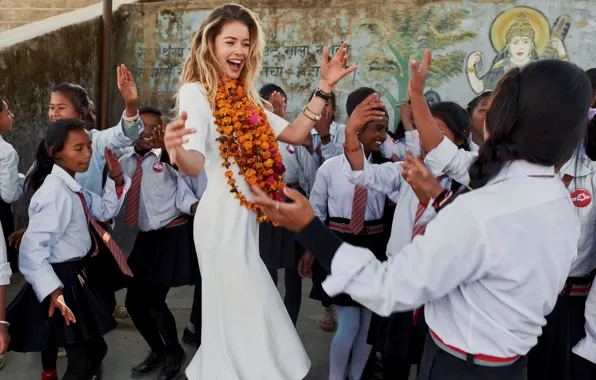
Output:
[408, 50, 432, 98]
[270, 91, 286, 119]
[191, 202, 198, 215]
[401, 151, 444, 202]
[152, 125, 166, 150]
[117, 64, 138, 117]
[345, 93, 386, 134]
[0, 323, 9, 355]
[8, 228, 26, 249]
[49, 288, 76, 325]
[298, 251, 315, 279]
[105, 147, 124, 187]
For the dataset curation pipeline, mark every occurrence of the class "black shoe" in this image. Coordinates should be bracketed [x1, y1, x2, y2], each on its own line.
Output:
[181, 327, 201, 347]
[131, 351, 166, 376]
[156, 352, 186, 380]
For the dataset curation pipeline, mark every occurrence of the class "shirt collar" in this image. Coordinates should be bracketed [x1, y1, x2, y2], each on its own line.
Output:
[51, 165, 82, 193]
[559, 151, 593, 178]
[134, 148, 162, 159]
[487, 160, 555, 186]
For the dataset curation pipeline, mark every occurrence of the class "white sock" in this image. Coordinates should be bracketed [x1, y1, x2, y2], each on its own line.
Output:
[187, 322, 195, 334]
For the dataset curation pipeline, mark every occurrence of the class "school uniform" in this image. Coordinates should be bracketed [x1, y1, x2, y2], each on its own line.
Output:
[382, 130, 422, 162]
[340, 150, 462, 379]
[309, 154, 388, 307]
[120, 148, 198, 358]
[0, 221, 11, 287]
[572, 282, 596, 375]
[0, 135, 24, 272]
[425, 139, 596, 380]
[297, 160, 579, 380]
[6, 165, 130, 378]
[310, 121, 346, 166]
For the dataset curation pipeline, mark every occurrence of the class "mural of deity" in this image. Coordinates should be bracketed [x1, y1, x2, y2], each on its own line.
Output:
[466, 7, 571, 94]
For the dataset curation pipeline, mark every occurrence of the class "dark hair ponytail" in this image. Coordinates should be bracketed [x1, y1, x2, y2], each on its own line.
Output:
[25, 118, 87, 192]
[51, 83, 94, 124]
[468, 60, 591, 190]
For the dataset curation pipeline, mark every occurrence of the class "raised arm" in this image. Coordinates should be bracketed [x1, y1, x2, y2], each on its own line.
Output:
[277, 43, 357, 145]
[409, 51, 444, 154]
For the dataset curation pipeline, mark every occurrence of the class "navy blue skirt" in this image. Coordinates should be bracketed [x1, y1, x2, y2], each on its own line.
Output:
[127, 221, 198, 287]
[6, 259, 117, 353]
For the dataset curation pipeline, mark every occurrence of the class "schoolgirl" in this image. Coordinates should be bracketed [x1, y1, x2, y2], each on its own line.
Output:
[15, 67, 143, 380]
[6, 118, 132, 380]
[0, 99, 24, 274]
[258, 84, 318, 326]
[120, 106, 199, 380]
[306, 87, 391, 380]
[338, 90, 470, 379]
[465, 91, 491, 152]
[382, 100, 421, 162]
[253, 54, 592, 380]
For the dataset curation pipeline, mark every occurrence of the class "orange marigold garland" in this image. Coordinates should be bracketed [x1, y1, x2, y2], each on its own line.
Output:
[211, 77, 286, 223]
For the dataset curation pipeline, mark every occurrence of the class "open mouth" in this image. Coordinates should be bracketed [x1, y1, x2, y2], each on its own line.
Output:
[227, 59, 243, 72]
[140, 136, 153, 142]
[373, 140, 383, 147]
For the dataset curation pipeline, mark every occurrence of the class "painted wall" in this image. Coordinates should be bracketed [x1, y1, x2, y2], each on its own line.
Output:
[114, 0, 596, 130]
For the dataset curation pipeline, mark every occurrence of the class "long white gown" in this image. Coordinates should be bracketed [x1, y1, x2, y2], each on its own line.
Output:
[180, 82, 311, 379]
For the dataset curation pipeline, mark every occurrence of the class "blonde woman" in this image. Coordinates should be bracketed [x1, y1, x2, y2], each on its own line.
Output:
[163, 4, 356, 379]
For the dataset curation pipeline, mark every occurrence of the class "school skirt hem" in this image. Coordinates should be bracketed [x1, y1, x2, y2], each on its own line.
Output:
[128, 223, 198, 287]
[6, 260, 116, 353]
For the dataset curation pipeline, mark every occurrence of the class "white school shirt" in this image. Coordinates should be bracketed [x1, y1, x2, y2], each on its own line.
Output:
[182, 170, 208, 201]
[0, 222, 10, 286]
[0, 136, 24, 203]
[427, 138, 596, 277]
[341, 152, 465, 257]
[20, 165, 130, 302]
[119, 148, 199, 232]
[323, 160, 579, 357]
[310, 155, 386, 222]
[382, 130, 422, 162]
[310, 121, 346, 166]
[573, 284, 596, 363]
[279, 141, 317, 196]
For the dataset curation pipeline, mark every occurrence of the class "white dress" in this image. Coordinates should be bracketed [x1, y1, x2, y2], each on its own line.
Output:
[180, 82, 311, 380]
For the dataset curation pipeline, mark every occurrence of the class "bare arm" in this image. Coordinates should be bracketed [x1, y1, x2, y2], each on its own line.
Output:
[409, 51, 444, 153]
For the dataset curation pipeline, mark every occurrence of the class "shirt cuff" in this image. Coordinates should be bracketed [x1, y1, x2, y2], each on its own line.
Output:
[0, 263, 11, 286]
[322, 242, 377, 297]
[295, 217, 343, 271]
[424, 136, 458, 177]
[573, 338, 596, 364]
[32, 270, 63, 302]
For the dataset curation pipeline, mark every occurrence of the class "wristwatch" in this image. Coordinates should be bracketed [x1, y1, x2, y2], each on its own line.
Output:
[314, 88, 331, 102]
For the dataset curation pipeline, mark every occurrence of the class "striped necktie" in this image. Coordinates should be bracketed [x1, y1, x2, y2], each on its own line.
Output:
[314, 142, 323, 167]
[124, 155, 145, 227]
[76, 193, 133, 277]
[349, 186, 367, 234]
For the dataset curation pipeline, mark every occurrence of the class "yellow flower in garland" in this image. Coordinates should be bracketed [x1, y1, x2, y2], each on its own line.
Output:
[209, 78, 286, 222]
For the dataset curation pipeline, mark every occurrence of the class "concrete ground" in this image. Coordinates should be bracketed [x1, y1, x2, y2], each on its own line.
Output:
[0, 271, 334, 380]
[1, 271, 417, 380]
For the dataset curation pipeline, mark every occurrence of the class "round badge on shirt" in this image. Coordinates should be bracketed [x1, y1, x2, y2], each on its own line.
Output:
[153, 162, 164, 173]
[571, 189, 592, 208]
[286, 145, 295, 154]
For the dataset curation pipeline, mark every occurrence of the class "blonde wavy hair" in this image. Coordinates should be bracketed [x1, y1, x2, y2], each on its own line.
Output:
[176, 3, 265, 111]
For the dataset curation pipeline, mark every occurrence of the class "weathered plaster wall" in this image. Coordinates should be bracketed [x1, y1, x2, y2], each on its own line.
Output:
[113, 0, 596, 129]
[0, 19, 102, 226]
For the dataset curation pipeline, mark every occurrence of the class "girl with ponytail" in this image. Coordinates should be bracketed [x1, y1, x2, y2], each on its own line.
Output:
[251, 51, 593, 380]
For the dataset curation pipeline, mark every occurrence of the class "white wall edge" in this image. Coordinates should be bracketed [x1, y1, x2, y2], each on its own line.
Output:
[0, 0, 138, 50]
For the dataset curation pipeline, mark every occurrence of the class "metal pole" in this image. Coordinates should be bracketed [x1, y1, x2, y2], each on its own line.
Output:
[100, 0, 112, 130]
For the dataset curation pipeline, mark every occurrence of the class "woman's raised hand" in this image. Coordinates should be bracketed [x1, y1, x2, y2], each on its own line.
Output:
[320, 42, 358, 91]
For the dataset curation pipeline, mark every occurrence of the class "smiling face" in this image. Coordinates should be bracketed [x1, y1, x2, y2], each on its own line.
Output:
[49, 92, 82, 122]
[53, 128, 92, 175]
[359, 115, 389, 154]
[509, 36, 532, 63]
[0, 101, 14, 133]
[137, 113, 162, 152]
[214, 21, 251, 79]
